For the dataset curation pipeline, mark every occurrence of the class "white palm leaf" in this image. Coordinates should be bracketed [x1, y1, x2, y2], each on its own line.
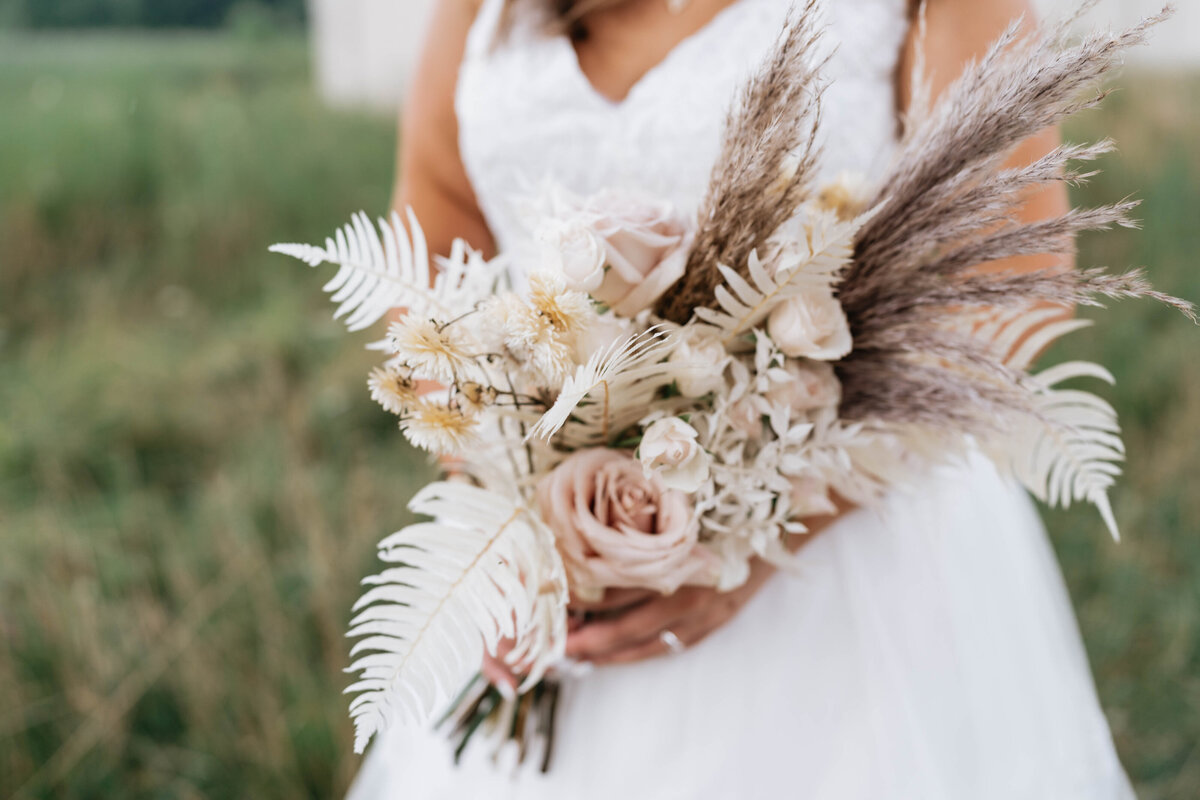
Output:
[344, 481, 567, 753]
[503, 551, 570, 692]
[990, 360, 1124, 539]
[557, 376, 691, 449]
[270, 210, 496, 331]
[969, 304, 1094, 369]
[694, 214, 859, 343]
[528, 328, 673, 441]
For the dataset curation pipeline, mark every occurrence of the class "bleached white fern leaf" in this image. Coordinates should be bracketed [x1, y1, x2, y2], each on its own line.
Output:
[270, 209, 499, 331]
[694, 213, 860, 343]
[503, 546, 570, 693]
[528, 327, 673, 441]
[967, 304, 1094, 370]
[344, 482, 567, 753]
[556, 372, 691, 449]
[990, 360, 1124, 540]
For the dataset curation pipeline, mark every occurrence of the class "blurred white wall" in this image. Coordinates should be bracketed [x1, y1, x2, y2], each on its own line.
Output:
[308, 0, 436, 110]
[1032, 0, 1199, 68]
[307, 0, 1197, 110]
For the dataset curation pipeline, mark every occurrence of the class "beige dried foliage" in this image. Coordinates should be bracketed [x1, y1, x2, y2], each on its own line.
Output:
[656, 2, 826, 323]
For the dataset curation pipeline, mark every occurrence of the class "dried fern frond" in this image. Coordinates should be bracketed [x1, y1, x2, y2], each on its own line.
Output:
[656, 1, 826, 322]
[693, 213, 859, 345]
[985, 360, 1125, 539]
[529, 327, 673, 442]
[344, 482, 566, 753]
[270, 210, 501, 331]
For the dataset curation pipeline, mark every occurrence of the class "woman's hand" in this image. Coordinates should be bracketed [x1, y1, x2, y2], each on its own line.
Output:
[483, 506, 845, 682]
[481, 588, 656, 691]
[565, 557, 778, 665]
[565, 498, 848, 667]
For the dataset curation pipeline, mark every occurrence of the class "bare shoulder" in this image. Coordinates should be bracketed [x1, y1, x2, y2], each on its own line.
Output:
[910, 0, 1040, 93]
[919, 0, 1040, 38]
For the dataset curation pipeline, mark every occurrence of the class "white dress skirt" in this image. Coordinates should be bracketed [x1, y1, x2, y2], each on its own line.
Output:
[348, 0, 1135, 796]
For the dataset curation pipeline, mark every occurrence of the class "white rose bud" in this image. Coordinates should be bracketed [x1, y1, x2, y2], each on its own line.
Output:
[766, 360, 841, 413]
[536, 220, 607, 293]
[668, 326, 729, 397]
[766, 288, 853, 361]
[638, 417, 711, 493]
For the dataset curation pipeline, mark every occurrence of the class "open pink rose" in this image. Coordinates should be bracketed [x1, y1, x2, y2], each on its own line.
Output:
[536, 448, 719, 601]
[581, 191, 691, 315]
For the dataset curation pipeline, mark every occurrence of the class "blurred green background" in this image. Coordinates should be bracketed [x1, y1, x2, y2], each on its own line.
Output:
[0, 0, 306, 29]
[0, 5, 1197, 800]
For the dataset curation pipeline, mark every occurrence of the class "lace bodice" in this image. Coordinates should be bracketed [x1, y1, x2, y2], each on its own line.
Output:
[456, 0, 909, 260]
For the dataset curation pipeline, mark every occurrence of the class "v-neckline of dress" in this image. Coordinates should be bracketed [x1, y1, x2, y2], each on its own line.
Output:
[556, 0, 757, 109]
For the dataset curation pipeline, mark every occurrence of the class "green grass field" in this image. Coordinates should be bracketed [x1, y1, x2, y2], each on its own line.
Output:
[0, 31, 1197, 800]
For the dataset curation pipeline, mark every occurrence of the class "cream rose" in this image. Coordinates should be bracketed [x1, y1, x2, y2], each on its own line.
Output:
[766, 288, 853, 361]
[536, 219, 607, 292]
[667, 326, 729, 398]
[766, 360, 841, 414]
[536, 449, 719, 601]
[637, 418, 711, 493]
[583, 191, 691, 315]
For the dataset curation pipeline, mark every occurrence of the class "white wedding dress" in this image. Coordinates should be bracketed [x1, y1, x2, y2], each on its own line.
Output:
[348, 0, 1135, 797]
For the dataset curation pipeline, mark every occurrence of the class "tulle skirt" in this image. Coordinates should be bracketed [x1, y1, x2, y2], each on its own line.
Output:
[347, 453, 1133, 799]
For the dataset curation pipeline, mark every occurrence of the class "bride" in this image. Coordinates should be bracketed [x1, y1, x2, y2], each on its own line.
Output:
[349, 0, 1134, 796]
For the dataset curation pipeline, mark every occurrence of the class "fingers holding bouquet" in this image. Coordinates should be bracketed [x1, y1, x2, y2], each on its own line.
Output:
[564, 495, 846, 667]
[566, 558, 777, 666]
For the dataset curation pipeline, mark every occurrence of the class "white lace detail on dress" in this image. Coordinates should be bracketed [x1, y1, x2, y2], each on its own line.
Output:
[456, 0, 908, 262]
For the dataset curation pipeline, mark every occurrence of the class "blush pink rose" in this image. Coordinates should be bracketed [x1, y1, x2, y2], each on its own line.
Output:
[536, 448, 719, 601]
[583, 191, 691, 316]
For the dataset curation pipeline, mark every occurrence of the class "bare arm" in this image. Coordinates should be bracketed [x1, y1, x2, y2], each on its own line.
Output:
[391, 1, 494, 402]
[899, 0, 1072, 275]
[392, 0, 495, 259]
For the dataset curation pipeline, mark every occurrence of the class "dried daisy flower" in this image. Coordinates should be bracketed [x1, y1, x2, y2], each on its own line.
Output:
[457, 381, 499, 412]
[493, 273, 594, 384]
[527, 272, 593, 338]
[387, 317, 475, 383]
[815, 172, 869, 221]
[401, 399, 479, 455]
[368, 365, 419, 415]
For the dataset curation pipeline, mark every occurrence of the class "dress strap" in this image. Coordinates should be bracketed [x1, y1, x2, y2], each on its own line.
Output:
[464, 0, 508, 60]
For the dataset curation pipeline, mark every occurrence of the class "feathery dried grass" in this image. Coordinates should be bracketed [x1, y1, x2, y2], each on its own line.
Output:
[833, 5, 1192, 424]
[656, 1, 825, 323]
[669, 2, 1191, 437]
